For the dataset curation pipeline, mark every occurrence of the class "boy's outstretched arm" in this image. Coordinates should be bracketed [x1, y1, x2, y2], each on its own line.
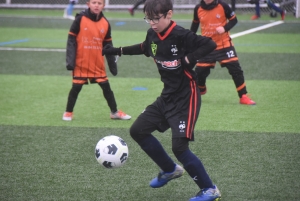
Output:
[102, 43, 145, 56]
[183, 37, 217, 70]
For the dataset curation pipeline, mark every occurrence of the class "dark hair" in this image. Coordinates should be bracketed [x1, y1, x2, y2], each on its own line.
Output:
[143, 0, 173, 18]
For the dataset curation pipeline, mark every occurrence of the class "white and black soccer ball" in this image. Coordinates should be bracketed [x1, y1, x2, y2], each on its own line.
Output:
[95, 135, 129, 169]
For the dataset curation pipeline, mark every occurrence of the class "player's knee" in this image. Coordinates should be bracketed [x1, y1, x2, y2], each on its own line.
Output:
[99, 82, 111, 92]
[226, 62, 243, 76]
[195, 67, 210, 78]
[129, 121, 142, 142]
[195, 67, 203, 74]
[99, 82, 114, 98]
[130, 119, 152, 143]
[172, 138, 189, 158]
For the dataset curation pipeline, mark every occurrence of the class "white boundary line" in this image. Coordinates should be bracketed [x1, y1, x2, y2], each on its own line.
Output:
[231, 21, 284, 39]
[0, 21, 284, 52]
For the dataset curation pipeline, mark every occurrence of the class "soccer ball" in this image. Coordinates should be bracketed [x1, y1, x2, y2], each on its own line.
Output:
[270, 10, 277, 18]
[95, 135, 129, 169]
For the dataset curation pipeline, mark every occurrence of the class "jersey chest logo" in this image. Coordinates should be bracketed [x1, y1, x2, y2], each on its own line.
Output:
[171, 45, 178, 55]
[151, 42, 157, 56]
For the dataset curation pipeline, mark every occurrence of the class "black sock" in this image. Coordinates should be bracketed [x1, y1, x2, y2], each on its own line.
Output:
[66, 84, 82, 112]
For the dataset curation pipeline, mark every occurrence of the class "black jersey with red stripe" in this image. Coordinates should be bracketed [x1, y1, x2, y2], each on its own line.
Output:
[142, 21, 213, 98]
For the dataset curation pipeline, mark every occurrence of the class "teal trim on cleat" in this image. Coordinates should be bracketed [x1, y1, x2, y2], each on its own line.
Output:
[149, 164, 184, 188]
[189, 185, 221, 201]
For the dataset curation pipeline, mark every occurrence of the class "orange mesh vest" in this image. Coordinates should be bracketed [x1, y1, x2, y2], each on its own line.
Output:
[73, 16, 108, 78]
[198, 4, 233, 50]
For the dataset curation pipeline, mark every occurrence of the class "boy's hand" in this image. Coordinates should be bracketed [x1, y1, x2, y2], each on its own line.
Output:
[102, 44, 122, 56]
[106, 55, 118, 76]
[181, 56, 196, 69]
[216, 26, 225, 34]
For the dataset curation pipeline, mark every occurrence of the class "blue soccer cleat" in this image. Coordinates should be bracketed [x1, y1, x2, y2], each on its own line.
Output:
[189, 185, 221, 201]
[149, 164, 184, 188]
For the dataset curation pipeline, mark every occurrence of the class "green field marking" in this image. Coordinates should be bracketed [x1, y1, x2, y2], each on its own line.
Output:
[1, 50, 299, 81]
[1, 23, 299, 52]
[0, 38, 29, 46]
[0, 75, 299, 133]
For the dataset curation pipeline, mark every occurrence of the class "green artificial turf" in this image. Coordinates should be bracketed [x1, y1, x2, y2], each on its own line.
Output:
[0, 10, 300, 201]
[1, 126, 299, 201]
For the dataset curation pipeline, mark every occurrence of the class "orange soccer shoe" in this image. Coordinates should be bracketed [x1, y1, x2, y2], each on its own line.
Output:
[251, 15, 260, 20]
[281, 10, 286, 20]
[240, 94, 256, 105]
[62, 112, 73, 121]
[110, 110, 131, 120]
[128, 8, 134, 16]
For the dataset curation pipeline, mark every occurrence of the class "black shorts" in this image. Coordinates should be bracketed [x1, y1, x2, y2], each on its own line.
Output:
[196, 46, 239, 68]
[72, 77, 108, 85]
[135, 92, 200, 141]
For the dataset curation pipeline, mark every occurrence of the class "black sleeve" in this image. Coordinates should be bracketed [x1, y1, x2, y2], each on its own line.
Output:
[182, 30, 216, 66]
[103, 41, 118, 76]
[105, 55, 118, 76]
[66, 16, 81, 70]
[122, 43, 145, 55]
[66, 35, 77, 70]
[69, 15, 81, 35]
[224, 17, 237, 32]
[103, 31, 147, 56]
[186, 36, 217, 65]
[103, 20, 112, 42]
[190, 5, 201, 33]
[221, 1, 238, 32]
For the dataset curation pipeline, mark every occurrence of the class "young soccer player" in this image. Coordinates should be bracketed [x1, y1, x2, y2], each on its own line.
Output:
[190, 0, 256, 105]
[249, 0, 286, 20]
[62, 0, 131, 121]
[63, 0, 78, 20]
[128, 0, 146, 16]
[102, 0, 221, 200]
[266, 0, 286, 20]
